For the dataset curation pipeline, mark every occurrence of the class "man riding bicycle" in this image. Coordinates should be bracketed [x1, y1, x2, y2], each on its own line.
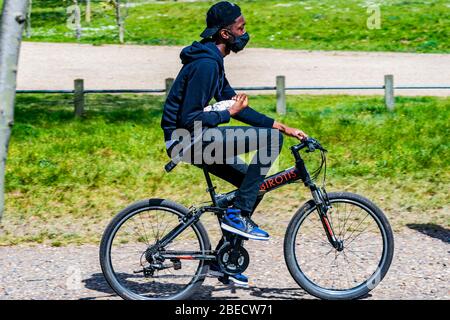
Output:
[161, 1, 307, 286]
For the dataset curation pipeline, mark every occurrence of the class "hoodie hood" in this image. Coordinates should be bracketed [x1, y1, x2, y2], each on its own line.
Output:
[180, 39, 224, 70]
[162, 37, 275, 142]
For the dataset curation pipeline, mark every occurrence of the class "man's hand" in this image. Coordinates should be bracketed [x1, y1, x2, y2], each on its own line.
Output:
[228, 93, 248, 116]
[273, 121, 308, 141]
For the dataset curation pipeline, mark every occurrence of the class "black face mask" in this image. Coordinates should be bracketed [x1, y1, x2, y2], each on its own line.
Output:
[225, 29, 250, 53]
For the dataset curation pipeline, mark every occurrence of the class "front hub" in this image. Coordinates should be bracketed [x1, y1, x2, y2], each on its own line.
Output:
[336, 239, 344, 252]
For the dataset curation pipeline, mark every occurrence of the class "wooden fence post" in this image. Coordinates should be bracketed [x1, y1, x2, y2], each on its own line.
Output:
[384, 74, 394, 111]
[276, 75, 286, 115]
[74, 79, 85, 117]
[165, 78, 174, 98]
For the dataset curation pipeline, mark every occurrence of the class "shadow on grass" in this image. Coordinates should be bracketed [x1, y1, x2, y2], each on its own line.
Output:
[26, 5, 67, 28]
[406, 223, 450, 244]
[14, 94, 165, 125]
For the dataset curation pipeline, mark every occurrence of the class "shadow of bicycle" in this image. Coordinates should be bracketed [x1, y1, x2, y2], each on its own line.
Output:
[81, 273, 316, 300]
[407, 223, 450, 244]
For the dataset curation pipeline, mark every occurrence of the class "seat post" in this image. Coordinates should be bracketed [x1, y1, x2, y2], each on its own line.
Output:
[202, 166, 218, 206]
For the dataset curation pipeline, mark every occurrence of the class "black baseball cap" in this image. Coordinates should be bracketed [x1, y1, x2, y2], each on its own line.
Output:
[200, 1, 242, 38]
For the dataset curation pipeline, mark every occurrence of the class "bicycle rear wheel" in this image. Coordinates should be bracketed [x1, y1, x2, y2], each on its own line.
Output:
[99, 198, 211, 300]
[284, 192, 394, 300]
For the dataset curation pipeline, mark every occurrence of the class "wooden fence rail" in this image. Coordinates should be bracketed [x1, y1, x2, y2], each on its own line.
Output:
[15, 75, 450, 116]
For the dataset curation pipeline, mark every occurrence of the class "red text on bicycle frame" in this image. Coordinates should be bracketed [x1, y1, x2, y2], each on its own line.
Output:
[259, 167, 298, 192]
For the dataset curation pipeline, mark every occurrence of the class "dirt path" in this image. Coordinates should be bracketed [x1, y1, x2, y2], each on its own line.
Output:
[18, 42, 450, 96]
[0, 228, 448, 300]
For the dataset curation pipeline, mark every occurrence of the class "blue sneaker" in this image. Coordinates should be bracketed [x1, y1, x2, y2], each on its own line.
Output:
[208, 262, 249, 287]
[221, 208, 269, 241]
[228, 273, 249, 287]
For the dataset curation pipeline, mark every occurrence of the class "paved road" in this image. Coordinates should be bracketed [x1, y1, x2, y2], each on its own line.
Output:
[17, 42, 450, 96]
[0, 228, 448, 300]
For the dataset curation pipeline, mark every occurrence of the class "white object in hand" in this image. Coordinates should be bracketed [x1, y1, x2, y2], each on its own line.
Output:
[166, 100, 236, 150]
[204, 100, 235, 112]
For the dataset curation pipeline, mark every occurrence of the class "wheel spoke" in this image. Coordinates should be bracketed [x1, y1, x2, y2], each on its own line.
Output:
[342, 251, 358, 287]
[138, 214, 150, 245]
[344, 222, 377, 248]
[340, 203, 354, 240]
[290, 197, 391, 295]
[146, 211, 158, 242]
[104, 206, 206, 300]
[342, 212, 370, 244]
[130, 216, 150, 244]
[299, 248, 334, 267]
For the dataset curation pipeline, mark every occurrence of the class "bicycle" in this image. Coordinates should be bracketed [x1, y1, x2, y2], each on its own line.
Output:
[99, 137, 394, 300]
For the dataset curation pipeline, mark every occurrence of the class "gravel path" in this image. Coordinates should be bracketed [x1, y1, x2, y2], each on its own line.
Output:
[17, 42, 450, 96]
[0, 228, 448, 300]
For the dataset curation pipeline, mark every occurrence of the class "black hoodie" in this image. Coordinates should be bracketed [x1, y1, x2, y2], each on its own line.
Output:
[161, 38, 275, 142]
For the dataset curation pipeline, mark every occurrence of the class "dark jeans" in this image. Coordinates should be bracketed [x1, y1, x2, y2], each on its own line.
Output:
[192, 126, 284, 215]
[167, 126, 283, 255]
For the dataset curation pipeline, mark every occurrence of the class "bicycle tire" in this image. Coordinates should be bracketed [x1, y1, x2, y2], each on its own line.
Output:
[99, 198, 211, 300]
[284, 192, 394, 300]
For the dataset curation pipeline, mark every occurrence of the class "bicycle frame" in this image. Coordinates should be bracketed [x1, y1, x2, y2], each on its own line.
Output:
[153, 141, 342, 262]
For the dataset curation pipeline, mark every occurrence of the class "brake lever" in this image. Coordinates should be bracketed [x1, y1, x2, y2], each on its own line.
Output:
[313, 139, 328, 152]
[304, 137, 327, 153]
[304, 137, 316, 153]
[305, 142, 316, 153]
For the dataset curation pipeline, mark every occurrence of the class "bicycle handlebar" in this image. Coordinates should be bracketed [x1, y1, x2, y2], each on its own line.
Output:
[292, 137, 327, 154]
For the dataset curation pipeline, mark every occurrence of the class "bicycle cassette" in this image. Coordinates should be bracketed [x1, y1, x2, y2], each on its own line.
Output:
[216, 243, 250, 275]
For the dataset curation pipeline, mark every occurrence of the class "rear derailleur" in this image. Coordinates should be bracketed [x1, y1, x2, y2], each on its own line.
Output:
[134, 249, 182, 277]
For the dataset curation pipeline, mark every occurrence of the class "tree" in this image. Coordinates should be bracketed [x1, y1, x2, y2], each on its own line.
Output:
[85, 0, 91, 23]
[66, 0, 82, 40]
[108, 0, 129, 44]
[0, 0, 29, 222]
[25, 0, 32, 38]
[116, 0, 124, 43]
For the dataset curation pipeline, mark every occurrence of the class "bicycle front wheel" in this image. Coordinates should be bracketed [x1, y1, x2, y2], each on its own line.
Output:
[99, 198, 211, 300]
[284, 192, 394, 300]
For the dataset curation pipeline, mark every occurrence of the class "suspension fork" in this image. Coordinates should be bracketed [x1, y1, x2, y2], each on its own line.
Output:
[311, 187, 342, 250]
[293, 147, 341, 250]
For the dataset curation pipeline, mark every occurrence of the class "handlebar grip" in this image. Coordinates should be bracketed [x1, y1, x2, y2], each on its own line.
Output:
[164, 160, 177, 173]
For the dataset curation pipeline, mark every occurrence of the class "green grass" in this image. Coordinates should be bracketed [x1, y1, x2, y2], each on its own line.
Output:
[0, 93, 448, 246]
[12, 0, 450, 53]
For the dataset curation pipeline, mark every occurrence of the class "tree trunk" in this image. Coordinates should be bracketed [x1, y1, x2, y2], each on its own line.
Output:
[85, 0, 91, 23]
[25, 0, 32, 38]
[115, 0, 124, 43]
[0, 0, 29, 222]
[66, 0, 82, 40]
[73, 0, 81, 40]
